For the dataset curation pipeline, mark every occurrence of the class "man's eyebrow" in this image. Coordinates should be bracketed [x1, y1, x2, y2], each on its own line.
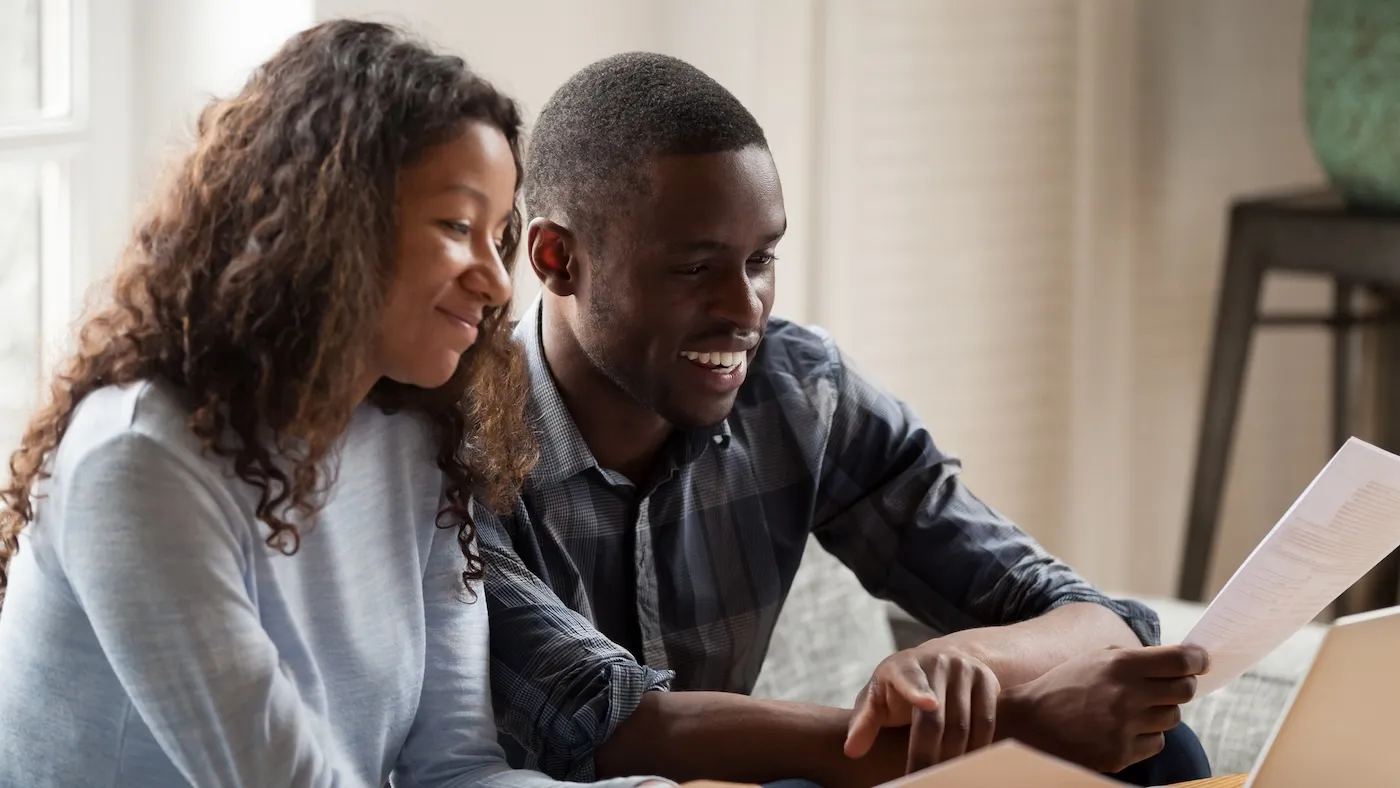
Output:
[666, 238, 732, 253]
[664, 228, 787, 254]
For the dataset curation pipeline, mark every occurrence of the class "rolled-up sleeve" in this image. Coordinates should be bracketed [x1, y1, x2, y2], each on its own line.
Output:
[477, 506, 674, 781]
[810, 345, 1159, 648]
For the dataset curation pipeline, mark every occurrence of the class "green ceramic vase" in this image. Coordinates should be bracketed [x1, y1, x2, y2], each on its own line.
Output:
[1306, 0, 1400, 210]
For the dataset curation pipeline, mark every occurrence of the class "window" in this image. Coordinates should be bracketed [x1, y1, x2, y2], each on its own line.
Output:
[0, 0, 78, 461]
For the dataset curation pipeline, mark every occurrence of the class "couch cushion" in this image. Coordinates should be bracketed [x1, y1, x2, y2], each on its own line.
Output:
[751, 536, 895, 707]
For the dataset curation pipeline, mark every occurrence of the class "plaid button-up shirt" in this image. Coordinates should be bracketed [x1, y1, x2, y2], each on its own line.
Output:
[478, 299, 1159, 781]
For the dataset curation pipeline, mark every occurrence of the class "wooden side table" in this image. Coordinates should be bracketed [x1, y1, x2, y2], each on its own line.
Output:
[1178, 188, 1400, 614]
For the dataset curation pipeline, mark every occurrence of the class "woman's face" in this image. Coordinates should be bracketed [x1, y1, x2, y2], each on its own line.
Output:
[373, 121, 516, 391]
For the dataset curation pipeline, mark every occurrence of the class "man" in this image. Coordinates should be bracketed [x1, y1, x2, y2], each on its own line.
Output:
[479, 52, 1211, 788]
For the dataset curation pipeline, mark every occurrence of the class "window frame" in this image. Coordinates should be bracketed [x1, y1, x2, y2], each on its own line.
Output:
[0, 0, 131, 453]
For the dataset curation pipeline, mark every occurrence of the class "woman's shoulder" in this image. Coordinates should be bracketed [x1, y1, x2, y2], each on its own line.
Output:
[25, 381, 244, 558]
[53, 383, 440, 515]
[54, 380, 210, 482]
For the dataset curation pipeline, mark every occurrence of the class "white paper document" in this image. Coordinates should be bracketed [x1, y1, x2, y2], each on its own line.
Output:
[1183, 437, 1400, 696]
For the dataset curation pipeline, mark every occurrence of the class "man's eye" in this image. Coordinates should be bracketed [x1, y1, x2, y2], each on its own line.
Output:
[680, 265, 706, 276]
[749, 253, 778, 266]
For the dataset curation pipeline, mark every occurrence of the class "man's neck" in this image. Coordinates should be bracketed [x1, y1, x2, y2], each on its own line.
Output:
[541, 310, 671, 484]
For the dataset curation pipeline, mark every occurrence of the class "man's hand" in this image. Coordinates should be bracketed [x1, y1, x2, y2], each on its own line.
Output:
[996, 644, 1210, 773]
[844, 643, 1001, 773]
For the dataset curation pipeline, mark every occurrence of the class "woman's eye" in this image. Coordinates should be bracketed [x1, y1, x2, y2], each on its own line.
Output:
[441, 221, 471, 236]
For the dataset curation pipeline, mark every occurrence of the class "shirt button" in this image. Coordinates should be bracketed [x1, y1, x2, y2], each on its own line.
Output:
[713, 434, 723, 444]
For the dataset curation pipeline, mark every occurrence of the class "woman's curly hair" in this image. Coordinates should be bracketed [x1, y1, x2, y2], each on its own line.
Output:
[0, 19, 536, 605]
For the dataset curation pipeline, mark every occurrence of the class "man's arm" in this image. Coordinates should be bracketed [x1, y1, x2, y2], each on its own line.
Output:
[810, 340, 1181, 770]
[597, 693, 909, 788]
[812, 343, 1159, 676]
[477, 504, 909, 788]
[477, 508, 672, 782]
[933, 601, 1140, 689]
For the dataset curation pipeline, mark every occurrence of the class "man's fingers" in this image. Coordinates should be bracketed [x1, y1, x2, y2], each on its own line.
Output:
[938, 664, 976, 763]
[1142, 675, 1197, 706]
[906, 661, 949, 774]
[966, 670, 997, 753]
[889, 660, 941, 712]
[907, 705, 945, 774]
[1133, 704, 1183, 734]
[1116, 644, 1210, 678]
[844, 683, 889, 759]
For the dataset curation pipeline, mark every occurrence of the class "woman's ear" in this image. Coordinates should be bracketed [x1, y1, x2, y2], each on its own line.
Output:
[527, 218, 580, 297]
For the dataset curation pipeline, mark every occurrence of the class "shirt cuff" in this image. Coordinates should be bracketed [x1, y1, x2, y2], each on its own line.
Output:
[562, 662, 674, 783]
[1047, 592, 1162, 647]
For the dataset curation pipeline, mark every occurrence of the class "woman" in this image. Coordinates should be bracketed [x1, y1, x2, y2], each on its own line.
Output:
[0, 19, 664, 788]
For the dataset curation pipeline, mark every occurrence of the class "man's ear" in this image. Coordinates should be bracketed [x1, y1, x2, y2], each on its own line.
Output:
[528, 217, 581, 297]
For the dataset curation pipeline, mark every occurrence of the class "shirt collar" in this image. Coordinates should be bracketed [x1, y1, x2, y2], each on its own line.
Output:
[688, 413, 732, 456]
[516, 297, 731, 488]
[517, 298, 602, 486]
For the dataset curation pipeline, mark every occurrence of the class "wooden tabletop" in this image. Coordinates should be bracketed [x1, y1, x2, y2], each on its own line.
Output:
[1170, 775, 1246, 788]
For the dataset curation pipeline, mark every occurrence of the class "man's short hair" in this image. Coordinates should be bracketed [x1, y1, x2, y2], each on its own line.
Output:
[525, 52, 768, 248]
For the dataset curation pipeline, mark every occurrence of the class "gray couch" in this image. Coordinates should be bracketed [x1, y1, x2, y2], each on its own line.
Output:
[752, 538, 1326, 777]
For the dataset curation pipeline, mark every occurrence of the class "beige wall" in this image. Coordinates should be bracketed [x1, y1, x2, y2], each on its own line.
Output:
[818, 0, 1330, 598]
[132, 0, 315, 197]
[817, 0, 1082, 569]
[1131, 0, 1328, 596]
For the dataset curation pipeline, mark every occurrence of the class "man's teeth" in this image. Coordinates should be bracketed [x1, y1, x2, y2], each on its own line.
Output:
[680, 350, 744, 369]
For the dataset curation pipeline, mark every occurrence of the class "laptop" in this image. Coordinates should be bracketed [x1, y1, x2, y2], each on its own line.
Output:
[1246, 604, 1400, 787]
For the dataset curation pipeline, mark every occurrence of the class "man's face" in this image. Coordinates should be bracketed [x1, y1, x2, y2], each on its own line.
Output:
[573, 146, 786, 429]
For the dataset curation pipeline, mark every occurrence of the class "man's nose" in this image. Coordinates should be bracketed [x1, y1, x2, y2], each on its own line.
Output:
[707, 266, 764, 330]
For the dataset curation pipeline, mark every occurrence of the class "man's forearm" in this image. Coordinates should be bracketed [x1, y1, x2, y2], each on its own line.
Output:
[596, 691, 909, 788]
[937, 602, 1141, 689]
